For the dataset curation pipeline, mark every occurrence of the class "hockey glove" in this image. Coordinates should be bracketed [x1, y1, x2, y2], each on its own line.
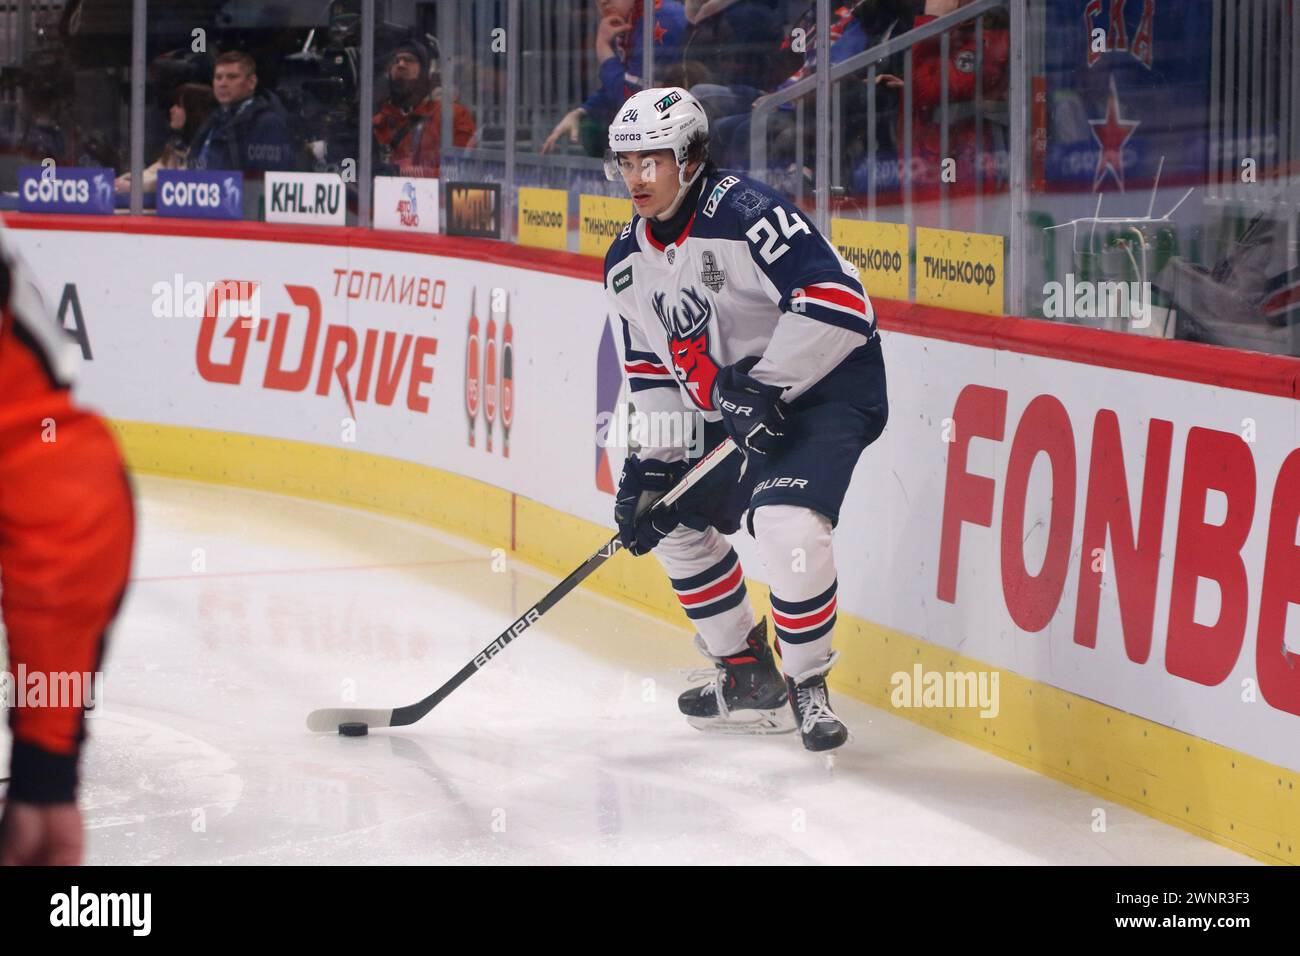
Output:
[614, 456, 690, 556]
[712, 356, 787, 457]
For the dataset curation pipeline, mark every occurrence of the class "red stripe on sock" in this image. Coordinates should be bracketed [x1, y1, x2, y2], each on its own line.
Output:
[676, 563, 744, 606]
[771, 595, 837, 631]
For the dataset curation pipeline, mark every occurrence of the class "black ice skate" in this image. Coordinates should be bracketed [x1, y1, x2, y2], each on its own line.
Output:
[786, 655, 849, 752]
[679, 618, 794, 735]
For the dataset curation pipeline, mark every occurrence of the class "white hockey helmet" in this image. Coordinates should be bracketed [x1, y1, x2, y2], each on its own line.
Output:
[603, 86, 709, 184]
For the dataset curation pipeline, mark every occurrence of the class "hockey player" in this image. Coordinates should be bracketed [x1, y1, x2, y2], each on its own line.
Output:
[603, 87, 888, 751]
[0, 230, 135, 864]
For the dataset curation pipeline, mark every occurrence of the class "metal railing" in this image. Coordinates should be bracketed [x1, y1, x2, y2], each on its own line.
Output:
[751, 0, 1008, 214]
[748, 0, 1022, 310]
[1207, 0, 1300, 209]
[441, 0, 606, 153]
[10, 0, 1296, 347]
[0, 0, 45, 68]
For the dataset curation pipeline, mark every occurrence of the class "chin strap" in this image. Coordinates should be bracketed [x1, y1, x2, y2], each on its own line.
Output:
[654, 162, 706, 222]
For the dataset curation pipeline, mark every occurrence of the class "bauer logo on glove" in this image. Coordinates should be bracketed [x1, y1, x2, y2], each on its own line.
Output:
[711, 356, 788, 457]
[614, 455, 690, 555]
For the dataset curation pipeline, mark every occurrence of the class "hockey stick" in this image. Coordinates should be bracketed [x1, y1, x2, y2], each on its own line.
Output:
[306, 436, 740, 733]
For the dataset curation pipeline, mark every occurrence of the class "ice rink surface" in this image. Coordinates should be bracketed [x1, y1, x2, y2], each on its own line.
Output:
[7, 475, 1252, 865]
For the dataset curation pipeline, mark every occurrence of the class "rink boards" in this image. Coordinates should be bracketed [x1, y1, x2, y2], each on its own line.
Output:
[6, 214, 1297, 863]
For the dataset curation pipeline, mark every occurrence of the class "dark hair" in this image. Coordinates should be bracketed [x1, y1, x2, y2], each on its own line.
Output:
[685, 129, 716, 177]
[171, 83, 216, 141]
[638, 132, 715, 175]
[214, 51, 257, 76]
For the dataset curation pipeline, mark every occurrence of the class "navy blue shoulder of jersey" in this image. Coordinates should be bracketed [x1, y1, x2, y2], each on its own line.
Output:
[689, 170, 789, 242]
[603, 214, 642, 284]
[691, 169, 874, 338]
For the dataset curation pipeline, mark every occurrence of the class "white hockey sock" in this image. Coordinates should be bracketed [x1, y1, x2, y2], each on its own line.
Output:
[654, 526, 754, 658]
[752, 504, 838, 677]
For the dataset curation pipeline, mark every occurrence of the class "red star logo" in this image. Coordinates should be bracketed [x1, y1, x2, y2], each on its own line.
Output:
[654, 22, 667, 43]
[1089, 77, 1140, 191]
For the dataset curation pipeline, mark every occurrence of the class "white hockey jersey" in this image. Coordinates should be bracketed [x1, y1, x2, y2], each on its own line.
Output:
[603, 169, 875, 458]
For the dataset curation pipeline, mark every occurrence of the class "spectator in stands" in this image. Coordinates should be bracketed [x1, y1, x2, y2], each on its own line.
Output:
[709, 1, 892, 176]
[114, 83, 216, 193]
[867, 0, 1009, 197]
[9, 50, 75, 167]
[373, 40, 477, 178]
[187, 51, 295, 174]
[682, 0, 784, 123]
[4, 48, 122, 172]
[541, 0, 690, 155]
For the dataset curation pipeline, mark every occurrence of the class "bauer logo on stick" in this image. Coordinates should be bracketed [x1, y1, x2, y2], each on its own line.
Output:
[474, 608, 541, 668]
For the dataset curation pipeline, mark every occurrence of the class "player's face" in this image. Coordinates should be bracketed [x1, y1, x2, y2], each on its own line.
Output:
[616, 149, 681, 218]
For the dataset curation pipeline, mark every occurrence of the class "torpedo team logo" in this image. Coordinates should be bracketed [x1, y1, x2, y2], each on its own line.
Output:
[652, 285, 720, 411]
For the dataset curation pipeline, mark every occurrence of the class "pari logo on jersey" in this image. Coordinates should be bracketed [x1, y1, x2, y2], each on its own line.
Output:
[652, 285, 721, 411]
[703, 175, 740, 218]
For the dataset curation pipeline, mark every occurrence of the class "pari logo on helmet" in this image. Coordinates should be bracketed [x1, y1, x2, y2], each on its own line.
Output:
[603, 86, 709, 188]
[653, 90, 682, 112]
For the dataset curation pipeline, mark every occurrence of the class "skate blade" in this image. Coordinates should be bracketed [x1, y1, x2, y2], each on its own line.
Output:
[686, 709, 797, 736]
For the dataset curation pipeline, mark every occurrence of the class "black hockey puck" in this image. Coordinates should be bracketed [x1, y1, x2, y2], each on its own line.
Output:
[338, 722, 369, 736]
